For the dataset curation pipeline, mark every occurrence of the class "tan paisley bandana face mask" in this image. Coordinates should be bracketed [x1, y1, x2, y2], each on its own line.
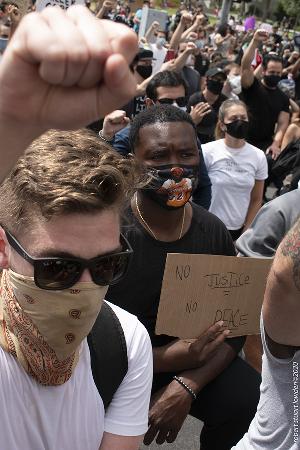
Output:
[0, 269, 108, 385]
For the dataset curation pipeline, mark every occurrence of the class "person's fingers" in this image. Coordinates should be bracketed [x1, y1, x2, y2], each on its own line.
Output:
[95, 53, 136, 117]
[41, 7, 89, 87]
[166, 429, 179, 443]
[156, 429, 169, 445]
[201, 109, 212, 118]
[196, 320, 225, 346]
[205, 329, 230, 352]
[143, 425, 159, 446]
[66, 6, 113, 88]
[101, 18, 138, 65]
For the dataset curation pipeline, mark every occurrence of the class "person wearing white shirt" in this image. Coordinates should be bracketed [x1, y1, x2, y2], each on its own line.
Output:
[202, 99, 268, 241]
[0, 7, 153, 450]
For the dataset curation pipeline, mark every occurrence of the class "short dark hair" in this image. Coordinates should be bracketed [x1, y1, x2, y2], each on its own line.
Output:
[146, 71, 188, 101]
[129, 104, 196, 152]
[262, 54, 283, 70]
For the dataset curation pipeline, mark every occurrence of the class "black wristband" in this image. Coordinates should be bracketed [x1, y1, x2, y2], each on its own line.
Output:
[173, 376, 197, 401]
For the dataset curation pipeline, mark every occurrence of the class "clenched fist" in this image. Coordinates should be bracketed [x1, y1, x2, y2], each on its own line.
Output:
[0, 5, 138, 131]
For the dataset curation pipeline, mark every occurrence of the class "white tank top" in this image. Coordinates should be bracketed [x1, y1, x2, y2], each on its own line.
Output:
[232, 314, 300, 449]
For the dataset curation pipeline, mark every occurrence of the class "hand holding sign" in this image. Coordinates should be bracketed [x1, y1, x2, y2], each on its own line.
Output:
[0, 5, 137, 133]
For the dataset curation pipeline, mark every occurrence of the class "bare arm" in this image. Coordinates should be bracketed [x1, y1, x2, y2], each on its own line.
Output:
[99, 433, 143, 450]
[153, 321, 229, 373]
[169, 12, 192, 51]
[241, 29, 269, 89]
[243, 180, 264, 230]
[262, 217, 300, 346]
[281, 123, 300, 150]
[177, 342, 236, 394]
[145, 21, 159, 42]
[273, 111, 290, 147]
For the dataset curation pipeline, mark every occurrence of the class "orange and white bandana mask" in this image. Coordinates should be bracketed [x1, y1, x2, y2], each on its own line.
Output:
[0, 269, 108, 385]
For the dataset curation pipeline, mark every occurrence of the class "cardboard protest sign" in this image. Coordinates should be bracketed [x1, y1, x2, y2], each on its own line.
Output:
[155, 254, 272, 339]
[260, 23, 273, 33]
[36, 0, 85, 12]
[138, 7, 168, 39]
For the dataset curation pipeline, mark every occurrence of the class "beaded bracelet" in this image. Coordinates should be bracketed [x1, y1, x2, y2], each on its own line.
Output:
[173, 376, 197, 401]
[99, 130, 114, 143]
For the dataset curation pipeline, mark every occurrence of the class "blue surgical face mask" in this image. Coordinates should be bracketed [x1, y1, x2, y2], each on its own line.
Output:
[156, 37, 166, 48]
[0, 37, 8, 53]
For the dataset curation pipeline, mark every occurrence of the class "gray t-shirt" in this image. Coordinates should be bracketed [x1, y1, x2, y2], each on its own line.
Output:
[232, 315, 300, 449]
[236, 189, 300, 258]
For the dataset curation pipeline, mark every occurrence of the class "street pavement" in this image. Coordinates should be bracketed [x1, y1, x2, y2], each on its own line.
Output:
[140, 416, 203, 450]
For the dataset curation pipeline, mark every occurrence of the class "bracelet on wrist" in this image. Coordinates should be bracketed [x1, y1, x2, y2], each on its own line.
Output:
[99, 130, 114, 143]
[173, 376, 197, 401]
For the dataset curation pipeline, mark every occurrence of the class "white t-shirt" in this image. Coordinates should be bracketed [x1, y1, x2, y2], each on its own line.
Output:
[149, 43, 167, 75]
[0, 301, 153, 450]
[202, 139, 268, 230]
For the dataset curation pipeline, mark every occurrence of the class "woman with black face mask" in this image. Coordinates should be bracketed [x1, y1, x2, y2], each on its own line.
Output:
[202, 99, 268, 241]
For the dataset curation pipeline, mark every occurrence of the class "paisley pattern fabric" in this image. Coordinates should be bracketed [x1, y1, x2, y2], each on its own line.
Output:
[0, 270, 107, 385]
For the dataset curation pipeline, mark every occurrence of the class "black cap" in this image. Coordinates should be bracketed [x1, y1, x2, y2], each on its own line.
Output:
[205, 67, 227, 79]
[137, 47, 154, 60]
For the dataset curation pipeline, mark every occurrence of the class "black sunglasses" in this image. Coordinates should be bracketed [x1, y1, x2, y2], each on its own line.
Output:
[4, 229, 133, 290]
[157, 96, 187, 107]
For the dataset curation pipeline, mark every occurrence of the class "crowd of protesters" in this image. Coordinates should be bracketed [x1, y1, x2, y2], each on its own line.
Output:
[0, 1, 300, 450]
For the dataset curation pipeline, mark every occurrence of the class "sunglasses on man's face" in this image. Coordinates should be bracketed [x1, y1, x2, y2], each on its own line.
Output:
[157, 96, 188, 107]
[4, 229, 133, 291]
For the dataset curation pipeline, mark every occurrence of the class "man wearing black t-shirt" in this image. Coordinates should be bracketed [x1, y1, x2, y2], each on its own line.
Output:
[107, 105, 260, 450]
[241, 29, 290, 158]
[188, 67, 227, 144]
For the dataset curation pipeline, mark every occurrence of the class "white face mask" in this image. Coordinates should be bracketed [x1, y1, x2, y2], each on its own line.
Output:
[0, 269, 108, 385]
[156, 37, 166, 48]
[228, 75, 241, 95]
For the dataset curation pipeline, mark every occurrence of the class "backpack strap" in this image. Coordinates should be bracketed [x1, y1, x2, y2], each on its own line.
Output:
[88, 302, 128, 410]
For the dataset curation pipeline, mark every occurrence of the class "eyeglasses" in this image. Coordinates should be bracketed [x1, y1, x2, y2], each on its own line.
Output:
[157, 97, 188, 107]
[4, 228, 133, 290]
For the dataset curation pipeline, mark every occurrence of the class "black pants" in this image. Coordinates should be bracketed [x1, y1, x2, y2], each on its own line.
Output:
[152, 356, 261, 450]
[228, 228, 243, 242]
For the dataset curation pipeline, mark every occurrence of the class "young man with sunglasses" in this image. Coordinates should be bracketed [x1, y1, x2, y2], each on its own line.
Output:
[106, 104, 261, 450]
[0, 6, 154, 450]
[100, 70, 212, 210]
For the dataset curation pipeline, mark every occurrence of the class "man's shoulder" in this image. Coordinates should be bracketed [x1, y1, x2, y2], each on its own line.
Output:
[191, 201, 228, 231]
[104, 300, 149, 347]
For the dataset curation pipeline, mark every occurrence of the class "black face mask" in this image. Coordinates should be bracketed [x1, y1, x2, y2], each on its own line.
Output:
[263, 74, 281, 88]
[207, 79, 224, 95]
[225, 120, 249, 139]
[141, 164, 199, 210]
[136, 65, 152, 79]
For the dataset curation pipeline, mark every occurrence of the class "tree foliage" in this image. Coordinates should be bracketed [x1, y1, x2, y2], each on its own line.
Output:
[279, 0, 300, 18]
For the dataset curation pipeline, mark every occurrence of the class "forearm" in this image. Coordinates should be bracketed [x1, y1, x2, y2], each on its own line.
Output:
[145, 26, 155, 42]
[169, 22, 185, 51]
[178, 342, 236, 393]
[291, 58, 300, 77]
[241, 39, 258, 71]
[0, 119, 39, 182]
[153, 340, 197, 374]
[244, 199, 262, 231]
[96, 7, 106, 18]
[171, 50, 190, 71]
[181, 23, 197, 40]
[273, 126, 287, 147]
